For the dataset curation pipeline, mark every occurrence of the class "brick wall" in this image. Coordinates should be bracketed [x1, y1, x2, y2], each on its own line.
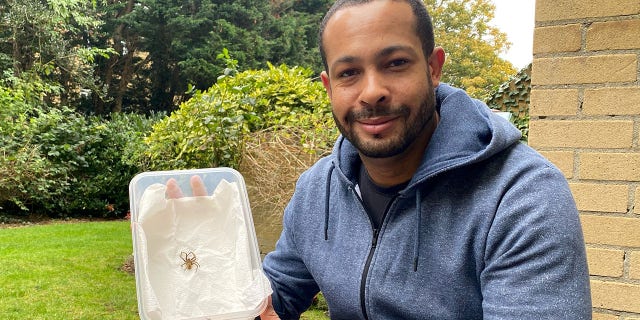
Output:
[531, 0, 640, 318]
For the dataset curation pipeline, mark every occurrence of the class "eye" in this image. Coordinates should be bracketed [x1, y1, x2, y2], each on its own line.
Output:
[388, 59, 409, 68]
[337, 68, 359, 78]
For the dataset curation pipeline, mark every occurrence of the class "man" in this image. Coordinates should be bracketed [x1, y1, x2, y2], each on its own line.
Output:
[260, 0, 592, 319]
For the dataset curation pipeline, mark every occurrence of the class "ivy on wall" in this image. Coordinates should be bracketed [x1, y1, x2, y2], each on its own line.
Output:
[486, 64, 531, 142]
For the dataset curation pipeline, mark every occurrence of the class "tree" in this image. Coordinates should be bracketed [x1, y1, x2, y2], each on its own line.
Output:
[86, 0, 139, 114]
[0, 0, 114, 108]
[426, 0, 516, 99]
[85, 0, 329, 114]
[268, 0, 332, 74]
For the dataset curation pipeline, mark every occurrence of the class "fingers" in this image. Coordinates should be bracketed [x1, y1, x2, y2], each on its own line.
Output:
[166, 178, 184, 199]
[190, 175, 208, 196]
[260, 296, 280, 319]
[165, 176, 208, 198]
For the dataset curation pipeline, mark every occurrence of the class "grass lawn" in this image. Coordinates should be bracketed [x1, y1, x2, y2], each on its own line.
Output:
[0, 221, 138, 319]
[0, 220, 329, 319]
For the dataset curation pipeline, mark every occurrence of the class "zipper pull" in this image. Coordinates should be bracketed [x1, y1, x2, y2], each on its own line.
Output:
[372, 229, 379, 248]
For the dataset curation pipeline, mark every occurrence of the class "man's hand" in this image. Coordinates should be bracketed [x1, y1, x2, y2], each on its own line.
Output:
[165, 175, 208, 198]
[259, 296, 280, 319]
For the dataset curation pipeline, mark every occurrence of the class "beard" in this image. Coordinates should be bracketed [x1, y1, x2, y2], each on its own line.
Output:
[333, 87, 437, 158]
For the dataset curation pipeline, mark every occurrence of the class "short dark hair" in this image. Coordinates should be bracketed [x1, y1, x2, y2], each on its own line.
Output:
[318, 0, 435, 72]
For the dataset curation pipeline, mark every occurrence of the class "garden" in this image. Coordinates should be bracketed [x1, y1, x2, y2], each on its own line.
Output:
[0, 60, 337, 319]
[0, 1, 529, 317]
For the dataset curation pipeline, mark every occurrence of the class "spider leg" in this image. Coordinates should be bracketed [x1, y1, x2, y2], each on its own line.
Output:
[179, 251, 199, 271]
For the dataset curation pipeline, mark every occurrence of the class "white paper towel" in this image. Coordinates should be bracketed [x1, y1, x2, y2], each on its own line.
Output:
[133, 179, 271, 320]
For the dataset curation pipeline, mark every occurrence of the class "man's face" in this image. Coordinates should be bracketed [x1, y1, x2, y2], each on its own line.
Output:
[320, 0, 441, 159]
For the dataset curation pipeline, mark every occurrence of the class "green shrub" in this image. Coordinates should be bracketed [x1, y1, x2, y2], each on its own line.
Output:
[0, 143, 61, 212]
[100, 112, 164, 214]
[1, 68, 162, 218]
[486, 64, 531, 142]
[2, 59, 337, 218]
[1, 104, 160, 217]
[143, 63, 335, 170]
[27, 109, 160, 217]
[0, 84, 65, 213]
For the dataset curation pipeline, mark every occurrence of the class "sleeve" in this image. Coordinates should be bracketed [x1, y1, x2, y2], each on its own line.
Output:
[261, 185, 321, 319]
[480, 165, 592, 319]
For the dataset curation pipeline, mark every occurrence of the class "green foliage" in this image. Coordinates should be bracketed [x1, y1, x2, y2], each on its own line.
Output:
[26, 110, 159, 216]
[0, 84, 160, 216]
[0, 81, 64, 212]
[427, 0, 516, 99]
[0, 0, 114, 108]
[0, 70, 62, 111]
[143, 63, 335, 170]
[486, 64, 531, 142]
[109, 0, 327, 113]
[0, 143, 59, 213]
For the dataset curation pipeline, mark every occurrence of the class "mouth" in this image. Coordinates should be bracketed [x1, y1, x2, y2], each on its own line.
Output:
[356, 116, 399, 136]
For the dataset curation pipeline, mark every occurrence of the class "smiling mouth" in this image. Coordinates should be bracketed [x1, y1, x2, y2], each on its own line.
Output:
[356, 116, 398, 135]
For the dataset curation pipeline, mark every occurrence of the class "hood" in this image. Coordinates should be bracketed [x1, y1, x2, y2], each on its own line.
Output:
[320, 84, 522, 270]
[331, 83, 522, 186]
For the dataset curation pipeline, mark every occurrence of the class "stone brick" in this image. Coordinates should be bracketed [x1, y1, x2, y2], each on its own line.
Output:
[532, 55, 637, 85]
[591, 280, 640, 313]
[636, 186, 640, 214]
[536, 0, 640, 22]
[593, 313, 619, 320]
[631, 251, 640, 280]
[539, 151, 574, 178]
[529, 120, 634, 149]
[530, 89, 579, 116]
[585, 247, 625, 277]
[571, 183, 629, 213]
[580, 215, 640, 247]
[587, 19, 640, 51]
[533, 24, 582, 54]
[583, 87, 640, 116]
[580, 153, 640, 181]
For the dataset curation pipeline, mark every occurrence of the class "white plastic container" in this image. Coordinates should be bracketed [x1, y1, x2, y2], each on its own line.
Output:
[129, 168, 272, 320]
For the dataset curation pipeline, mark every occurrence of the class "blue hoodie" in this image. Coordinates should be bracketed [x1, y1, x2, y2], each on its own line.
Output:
[262, 84, 592, 319]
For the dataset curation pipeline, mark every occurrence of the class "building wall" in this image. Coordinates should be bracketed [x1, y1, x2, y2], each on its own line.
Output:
[531, 0, 640, 318]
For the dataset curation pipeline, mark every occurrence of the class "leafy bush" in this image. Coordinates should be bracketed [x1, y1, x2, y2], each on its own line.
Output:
[27, 109, 160, 217]
[0, 99, 160, 217]
[143, 63, 336, 170]
[2, 57, 337, 218]
[0, 143, 59, 212]
[486, 64, 531, 142]
[0, 83, 65, 213]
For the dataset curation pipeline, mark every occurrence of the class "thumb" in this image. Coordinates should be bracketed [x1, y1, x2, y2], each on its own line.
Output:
[260, 296, 280, 320]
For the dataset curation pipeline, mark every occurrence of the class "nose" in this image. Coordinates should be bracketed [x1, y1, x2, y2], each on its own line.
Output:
[358, 71, 389, 107]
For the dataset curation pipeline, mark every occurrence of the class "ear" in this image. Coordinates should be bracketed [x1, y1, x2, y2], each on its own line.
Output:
[320, 71, 332, 100]
[428, 47, 446, 86]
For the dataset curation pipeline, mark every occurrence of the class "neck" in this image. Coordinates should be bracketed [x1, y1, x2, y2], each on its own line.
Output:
[361, 112, 439, 187]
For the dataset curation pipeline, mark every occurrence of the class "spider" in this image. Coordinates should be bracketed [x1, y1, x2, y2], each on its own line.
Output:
[180, 251, 200, 271]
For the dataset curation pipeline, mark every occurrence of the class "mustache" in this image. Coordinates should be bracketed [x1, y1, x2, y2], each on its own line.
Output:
[347, 105, 410, 121]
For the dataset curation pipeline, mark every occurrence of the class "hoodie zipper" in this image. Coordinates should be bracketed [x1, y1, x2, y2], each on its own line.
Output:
[350, 185, 377, 320]
[360, 228, 379, 320]
[357, 190, 398, 320]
